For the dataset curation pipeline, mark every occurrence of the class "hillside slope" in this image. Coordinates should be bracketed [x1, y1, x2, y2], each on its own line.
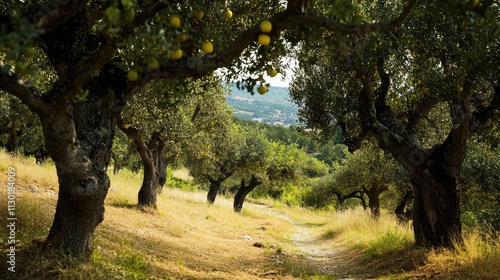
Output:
[1, 151, 499, 279]
[226, 84, 298, 127]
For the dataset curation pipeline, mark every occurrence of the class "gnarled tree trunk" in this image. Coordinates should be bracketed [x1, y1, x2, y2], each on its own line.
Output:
[43, 72, 127, 259]
[233, 175, 262, 212]
[118, 124, 168, 208]
[362, 185, 389, 218]
[137, 132, 166, 207]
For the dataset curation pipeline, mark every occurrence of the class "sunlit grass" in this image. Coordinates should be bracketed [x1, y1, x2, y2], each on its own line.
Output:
[1, 149, 499, 279]
[406, 228, 500, 279]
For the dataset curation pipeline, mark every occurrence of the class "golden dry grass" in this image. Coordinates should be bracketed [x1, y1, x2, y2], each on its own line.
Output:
[1, 149, 499, 279]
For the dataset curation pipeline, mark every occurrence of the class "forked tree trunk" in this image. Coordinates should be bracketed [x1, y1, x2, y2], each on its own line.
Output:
[332, 189, 367, 210]
[233, 175, 262, 212]
[118, 125, 168, 208]
[137, 132, 166, 207]
[362, 185, 389, 218]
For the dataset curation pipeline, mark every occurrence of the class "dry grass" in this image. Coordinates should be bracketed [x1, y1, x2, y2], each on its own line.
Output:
[1, 149, 499, 279]
[404, 229, 500, 280]
[0, 150, 294, 279]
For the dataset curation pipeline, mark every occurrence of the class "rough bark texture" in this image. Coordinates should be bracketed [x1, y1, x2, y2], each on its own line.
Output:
[43, 75, 124, 258]
[36, 12, 131, 259]
[233, 175, 262, 212]
[0, 0, 419, 260]
[342, 57, 476, 248]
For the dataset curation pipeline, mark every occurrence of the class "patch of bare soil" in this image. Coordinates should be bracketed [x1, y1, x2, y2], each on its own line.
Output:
[253, 204, 376, 279]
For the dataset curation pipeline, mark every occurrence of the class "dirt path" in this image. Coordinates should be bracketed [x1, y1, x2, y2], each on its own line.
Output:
[252, 204, 374, 279]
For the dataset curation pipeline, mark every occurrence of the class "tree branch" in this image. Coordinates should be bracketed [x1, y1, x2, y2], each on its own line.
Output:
[144, 0, 417, 82]
[287, 0, 417, 35]
[0, 69, 47, 114]
[117, 116, 153, 168]
[63, 2, 171, 97]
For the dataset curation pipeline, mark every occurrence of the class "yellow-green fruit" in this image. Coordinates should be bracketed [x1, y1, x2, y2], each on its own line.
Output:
[193, 9, 204, 20]
[147, 57, 159, 69]
[223, 9, 233, 20]
[481, 101, 488, 107]
[171, 49, 183, 60]
[202, 41, 214, 54]
[127, 70, 139, 81]
[258, 34, 271, 46]
[268, 69, 278, 77]
[122, 124, 130, 129]
[472, 0, 479, 7]
[170, 16, 181, 28]
[23, 47, 35, 59]
[257, 85, 268, 95]
[260, 20, 272, 33]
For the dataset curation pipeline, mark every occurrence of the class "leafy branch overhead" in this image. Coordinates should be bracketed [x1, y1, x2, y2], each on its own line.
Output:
[0, 0, 418, 108]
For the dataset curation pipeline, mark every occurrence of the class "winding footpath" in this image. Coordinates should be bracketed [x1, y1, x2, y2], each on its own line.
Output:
[253, 204, 375, 279]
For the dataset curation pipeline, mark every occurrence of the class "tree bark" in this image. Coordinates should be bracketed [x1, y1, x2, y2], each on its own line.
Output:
[207, 178, 223, 204]
[118, 124, 167, 208]
[43, 76, 124, 259]
[362, 185, 389, 218]
[234, 175, 262, 212]
[206, 169, 234, 204]
[395, 190, 413, 222]
[348, 57, 471, 248]
[332, 189, 367, 210]
[411, 165, 463, 248]
[137, 132, 166, 207]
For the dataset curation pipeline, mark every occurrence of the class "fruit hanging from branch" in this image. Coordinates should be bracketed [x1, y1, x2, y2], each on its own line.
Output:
[223, 9, 233, 20]
[258, 34, 271, 46]
[170, 15, 181, 28]
[260, 20, 272, 33]
[202, 41, 214, 54]
[171, 49, 183, 60]
[257, 85, 268, 95]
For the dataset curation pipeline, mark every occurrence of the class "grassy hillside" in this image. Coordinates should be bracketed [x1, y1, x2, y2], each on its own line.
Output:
[226, 84, 298, 127]
[1, 150, 499, 279]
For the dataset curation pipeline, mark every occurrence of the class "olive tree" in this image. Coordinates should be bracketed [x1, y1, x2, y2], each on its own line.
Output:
[0, 0, 417, 259]
[290, 0, 500, 248]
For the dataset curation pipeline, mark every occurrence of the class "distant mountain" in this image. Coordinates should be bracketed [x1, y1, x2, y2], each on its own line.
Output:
[225, 84, 299, 127]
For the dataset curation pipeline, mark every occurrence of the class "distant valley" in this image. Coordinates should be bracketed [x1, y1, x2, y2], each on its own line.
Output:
[225, 84, 299, 127]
